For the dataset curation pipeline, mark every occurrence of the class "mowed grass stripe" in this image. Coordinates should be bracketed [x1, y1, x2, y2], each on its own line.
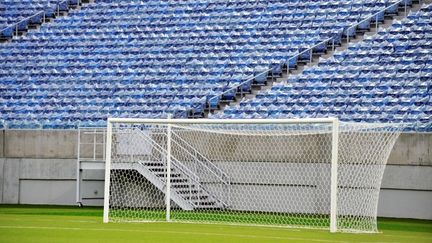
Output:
[0, 225, 347, 243]
[0, 205, 431, 243]
[109, 208, 330, 228]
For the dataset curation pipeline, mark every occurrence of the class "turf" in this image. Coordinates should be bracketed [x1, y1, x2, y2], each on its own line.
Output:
[0, 205, 431, 243]
[109, 208, 331, 228]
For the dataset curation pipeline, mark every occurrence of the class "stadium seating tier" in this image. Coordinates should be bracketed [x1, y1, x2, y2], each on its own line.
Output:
[1, 0, 429, 130]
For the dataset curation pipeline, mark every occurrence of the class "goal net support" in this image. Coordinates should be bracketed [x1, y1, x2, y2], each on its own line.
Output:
[103, 118, 402, 233]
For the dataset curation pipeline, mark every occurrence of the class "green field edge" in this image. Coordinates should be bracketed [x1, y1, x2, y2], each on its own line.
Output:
[1, 204, 431, 233]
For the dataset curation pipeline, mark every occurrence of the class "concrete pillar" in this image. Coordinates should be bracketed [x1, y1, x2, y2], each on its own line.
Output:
[0, 158, 4, 202]
[0, 130, 4, 158]
[2, 159, 20, 204]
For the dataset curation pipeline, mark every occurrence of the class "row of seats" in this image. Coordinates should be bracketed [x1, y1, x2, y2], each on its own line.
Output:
[1, 1, 56, 27]
[0, 0, 412, 129]
[0, 0, 79, 37]
[212, 4, 432, 132]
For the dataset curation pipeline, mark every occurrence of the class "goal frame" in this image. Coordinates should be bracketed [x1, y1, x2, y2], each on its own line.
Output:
[103, 117, 340, 232]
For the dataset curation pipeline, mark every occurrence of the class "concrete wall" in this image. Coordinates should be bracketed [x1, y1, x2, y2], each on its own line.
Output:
[0, 130, 430, 220]
[379, 165, 432, 219]
[0, 158, 104, 205]
[2, 130, 427, 165]
[0, 158, 76, 205]
[3, 130, 78, 159]
[388, 133, 432, 166]
[0, 130, 4, 158]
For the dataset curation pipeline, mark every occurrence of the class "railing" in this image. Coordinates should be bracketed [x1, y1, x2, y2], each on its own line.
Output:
[0, 0, 80, 38]
[133, 129, 202, 208]
[1, 11, 44, 37]
[169, 137, 230, 207]
[206, 69, 271, 107]
[205, 0, 412, 111]
[346, 0, 413, 43]
[133, 128, 200, 182]
[134, 128, 229, 207]
[287, 37, 335, 72]
[76, 126, 106, 205]
[125, 127, 230, 188]
[206, 37, 334, 108]
[171, 131, 230, 186]
[77, 127, 106, 161]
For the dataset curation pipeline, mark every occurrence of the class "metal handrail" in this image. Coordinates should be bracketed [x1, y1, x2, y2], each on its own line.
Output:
[207, 69, 271, 105]
[1, 11, 45, 36]
[0, 0, 80, 37]
[204, 0, 413, 111]
[133, 128, 200, 182]
[134, 127, 229, 207]
[78, 127, 106, 162]
[133, 128, 202, 183]
[171, 131, 230, 185]
[346, 0, 409, 43]
[288, 37, 334, 66]
[206, 37, 334, 106]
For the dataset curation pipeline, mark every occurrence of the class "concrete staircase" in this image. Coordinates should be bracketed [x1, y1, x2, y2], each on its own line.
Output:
[113, 128, 229, 211]
[136, 160, 225, 210]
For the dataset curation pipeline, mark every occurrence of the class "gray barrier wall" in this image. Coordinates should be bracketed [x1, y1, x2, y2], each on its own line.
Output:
[0, 130, 431, 220]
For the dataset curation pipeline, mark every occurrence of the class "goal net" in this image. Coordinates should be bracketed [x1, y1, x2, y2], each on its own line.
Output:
[103, 118, 402, 233]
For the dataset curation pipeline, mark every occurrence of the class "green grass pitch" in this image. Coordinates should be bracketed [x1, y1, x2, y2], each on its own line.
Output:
[0, 205, 431, 243]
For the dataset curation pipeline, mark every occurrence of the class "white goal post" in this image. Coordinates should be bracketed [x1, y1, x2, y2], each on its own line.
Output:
[103, 117, 402, 233]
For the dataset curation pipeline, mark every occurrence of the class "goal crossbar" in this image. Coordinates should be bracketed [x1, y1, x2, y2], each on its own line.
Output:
[103, 117, 401, 233]
[107, 117, 338, 124]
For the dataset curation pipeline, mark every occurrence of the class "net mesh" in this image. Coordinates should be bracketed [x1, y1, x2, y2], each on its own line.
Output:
[106, 121, 401, 232]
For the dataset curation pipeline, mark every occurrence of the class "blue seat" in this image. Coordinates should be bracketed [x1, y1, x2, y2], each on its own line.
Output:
[1, 0, 431, 129]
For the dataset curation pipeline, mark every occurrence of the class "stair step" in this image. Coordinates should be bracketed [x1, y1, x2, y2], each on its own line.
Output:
[155, 172, 182, 178]
[184, 195, 209, 200]
[171, 178, 189, 183]
[172, 183, 195, 189]
[148, 168, 165, 172]
[196, 202, 217, 206]
[139, 159, 227, 210]
[146, 166, 180, 171]
[196, 205, 223, 209]
[141, 162, 164, 166]
[177, 189, 200, 194]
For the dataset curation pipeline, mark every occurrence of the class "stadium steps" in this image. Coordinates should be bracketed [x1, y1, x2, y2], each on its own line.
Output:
[136, 160, 224, 211]
[112, 160, 224, 211]
[204, 0, 426, 118]
[127, 128, 227, 210]
[0, 0, 93, 43]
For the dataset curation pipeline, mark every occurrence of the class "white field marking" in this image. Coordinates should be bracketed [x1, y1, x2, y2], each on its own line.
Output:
[1, 218, 430, 241]
[121, 220, 432, 241]
[0, 225, 349, 243]
[2, 217, 431, 241]
[128, 220, 303, 232]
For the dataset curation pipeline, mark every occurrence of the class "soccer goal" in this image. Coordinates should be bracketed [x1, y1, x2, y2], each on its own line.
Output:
[103, 118, 402, 233]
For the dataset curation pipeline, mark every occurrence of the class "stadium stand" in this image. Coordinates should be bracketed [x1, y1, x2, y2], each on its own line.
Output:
[212, 3, 432, 131]
[0, 0, 412, 129]
[0, 0, 81, 40]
